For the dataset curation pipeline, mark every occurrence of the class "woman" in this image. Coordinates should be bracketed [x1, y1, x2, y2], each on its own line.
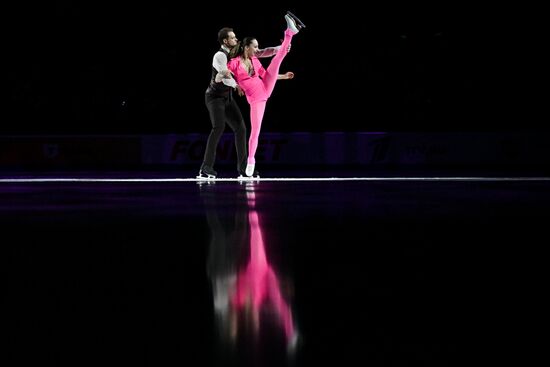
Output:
[227, 13, 304, 177]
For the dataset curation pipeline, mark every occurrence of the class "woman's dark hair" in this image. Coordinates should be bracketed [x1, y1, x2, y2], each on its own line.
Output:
[229, 37, 256, 59]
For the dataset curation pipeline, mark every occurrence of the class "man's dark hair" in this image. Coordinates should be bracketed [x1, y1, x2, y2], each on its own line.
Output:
[217, 27, 234, 46]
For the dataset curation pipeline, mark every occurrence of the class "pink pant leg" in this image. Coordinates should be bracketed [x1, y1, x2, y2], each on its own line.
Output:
[248, 101, 266, 164]
[262, 29, 295, 98]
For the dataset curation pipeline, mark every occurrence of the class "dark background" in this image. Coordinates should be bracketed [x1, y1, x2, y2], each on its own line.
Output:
[5, 1, 542, 134]
[3, 3, 547, 366]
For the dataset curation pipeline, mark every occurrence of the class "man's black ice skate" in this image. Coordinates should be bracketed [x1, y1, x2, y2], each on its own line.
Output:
[286, 11, 306, 30]
[197, 165, 217, 180]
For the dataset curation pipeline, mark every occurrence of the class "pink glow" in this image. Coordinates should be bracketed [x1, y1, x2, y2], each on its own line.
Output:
[229, 190, 296, 342]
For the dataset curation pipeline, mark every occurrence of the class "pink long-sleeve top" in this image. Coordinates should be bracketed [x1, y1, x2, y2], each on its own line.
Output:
[227, 56, 269, 104]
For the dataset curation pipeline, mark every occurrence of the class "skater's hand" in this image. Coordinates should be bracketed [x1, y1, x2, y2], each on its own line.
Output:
[284, 72, 294, 80]
[222, 69, 233, 79]
[280, 40, 291, 53]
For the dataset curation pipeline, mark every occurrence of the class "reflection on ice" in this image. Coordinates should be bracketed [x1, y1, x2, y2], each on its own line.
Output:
[201, 182, 299, 363]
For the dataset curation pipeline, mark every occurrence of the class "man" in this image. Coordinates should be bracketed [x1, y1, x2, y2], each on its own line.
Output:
[198, 27, 284, 179]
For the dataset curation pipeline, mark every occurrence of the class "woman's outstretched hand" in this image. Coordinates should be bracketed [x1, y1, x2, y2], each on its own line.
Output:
[284, 72, 294, 80]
